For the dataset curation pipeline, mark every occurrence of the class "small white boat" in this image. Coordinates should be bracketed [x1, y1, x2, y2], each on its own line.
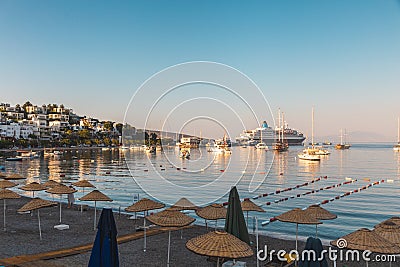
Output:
[255, 142, 268, 150]
[298, 149, 321, 161]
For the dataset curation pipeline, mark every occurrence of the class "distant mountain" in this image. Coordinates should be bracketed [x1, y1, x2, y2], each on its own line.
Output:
[316, 131, 392, 143]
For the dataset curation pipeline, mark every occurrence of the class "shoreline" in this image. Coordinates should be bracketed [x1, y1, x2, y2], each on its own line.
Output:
[0, 196, 387, 267]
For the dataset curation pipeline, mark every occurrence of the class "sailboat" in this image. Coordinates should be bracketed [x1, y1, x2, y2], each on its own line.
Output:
[273, 109, 288, 152]
[394, 117, 400, 152]
[335, 129, 346, 150]
[255, 121, 268, 150]
[298, 108, 321, 161]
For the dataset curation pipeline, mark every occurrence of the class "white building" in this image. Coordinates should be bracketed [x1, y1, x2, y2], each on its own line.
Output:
[0, 123, 38, 139]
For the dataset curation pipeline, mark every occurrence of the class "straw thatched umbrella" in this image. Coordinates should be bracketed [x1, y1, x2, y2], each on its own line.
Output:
[0, 180, 17, 189]
[276, 208, 321, 253]
[80, 190, 113, 230]
[186, 230, 253, 267]
[125, 198, 165, 252]
[196, 203, 227, 229]
[331, 228, 400, 267]
[0, 172, 7, 179]
[72, 179, 95, 213]
[20, 182, 47, 197]
[375, 216, 400, 228]
[170, 197, 198, 211]
[46, 184, 77, 224]
[373, 221, 400, 246]
[0, 189, 20, 231]
[241, 199, 265, 228]
[4, 173, 25, 180]
[17, 198, 57, 240]
[42, 180, 60, 188]
[146, 209, 195, 267]
[305, 204, 337, 237]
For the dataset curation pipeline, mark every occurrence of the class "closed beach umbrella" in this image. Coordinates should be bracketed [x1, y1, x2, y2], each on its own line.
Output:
[373, 221, 400, 246]
[276, 208, 321, 253]
[305, 204, 337, 237]
[4, 173, 25, 180]
[125, 198, 165, 252]
[72, 179, 95, 213]
[20, 182, 47, 197]
[0, 180, 17, 189]
[46, 184, 77, 224]
[299, 237, 328, 267]
[88, 208, 119, 267]
[170, 197, 198, 211]
[225, 186, 250, 244]
[80, 190, 113, 230]
[146, 209, 195, 267]
[186, 231, 253, 267]
[17, 198, 57, 240]
[196, 203, 227, 229]
[331, 228, 400, 267]
[0, 189, 20, 231]
[241, 198, 265, 228]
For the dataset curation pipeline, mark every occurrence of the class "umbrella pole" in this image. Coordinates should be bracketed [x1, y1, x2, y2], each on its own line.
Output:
[167, 230, 171, 267]
[315, 224, 318, 238]
[94, 201, 97, 230]
[295, 223, 298, 267]
[59, 194, 62, 223]
[81, 187, 84, 213]
[3, 199, 6, 231]
[38, 209, 42, 240]
[144, 211, 146, 252]
[246, 211, 249, 227]
[215, 219, 217, 230]
[256, 216, 259, 267]
[205, 219, 208, 229]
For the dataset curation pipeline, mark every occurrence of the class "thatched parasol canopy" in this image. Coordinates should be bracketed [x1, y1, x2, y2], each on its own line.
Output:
[186, 231, 253, 259]
[276, 208, 322, 225]
[125, 198, 164, 213]
[20, 182, 47, 192]
[241, 199, 265, 212]
[18, 198, 57, 212]
[373, 221, 400, 246]
[170, 198, 197, 211]
[46, 184, 77, 195]
[80, 190, 112, 202]
[375, 216, 400, 228]
[196, 203, 227, 220]
[42, 180, 60, 188]
[146, 209, 195, 227]
[0, 180, 17, 189]
[305, 204, 337, 220]
[0, 189, 21, 200]
[331, 228, 400, 254]
[4, 173, 25, 180]
[72, 180, 95, 188]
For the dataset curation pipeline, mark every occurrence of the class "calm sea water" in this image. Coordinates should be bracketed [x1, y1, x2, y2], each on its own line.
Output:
[1, 144, 399, 244]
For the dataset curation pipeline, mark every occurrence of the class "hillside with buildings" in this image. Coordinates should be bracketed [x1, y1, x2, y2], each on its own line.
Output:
[0, 101, 122, 148]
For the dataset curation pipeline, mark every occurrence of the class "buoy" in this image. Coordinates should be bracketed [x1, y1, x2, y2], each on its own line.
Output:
[161, 168, 165, 171]
[60, 174, 65, 177]
[106, 171, 111, 174]
[177, 168, 180, 170]
[387, 179, 394, 183]
[144, 170, 148, 172]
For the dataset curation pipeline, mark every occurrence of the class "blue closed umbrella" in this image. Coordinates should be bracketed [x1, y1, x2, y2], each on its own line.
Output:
[299, 237, 328, 267]
[89, 208, 119, 267]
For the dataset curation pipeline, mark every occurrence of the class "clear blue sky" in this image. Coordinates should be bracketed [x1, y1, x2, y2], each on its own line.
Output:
[1, 1, 399, 141]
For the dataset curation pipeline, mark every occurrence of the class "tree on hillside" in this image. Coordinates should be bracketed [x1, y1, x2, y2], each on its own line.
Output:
[115, 123, 123, 135]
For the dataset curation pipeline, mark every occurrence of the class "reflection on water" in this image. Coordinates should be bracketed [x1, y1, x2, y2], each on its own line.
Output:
[1, 144, 399, 243]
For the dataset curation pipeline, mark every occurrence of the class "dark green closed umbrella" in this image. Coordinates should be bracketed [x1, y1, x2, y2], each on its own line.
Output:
[224, 186, 250, 244]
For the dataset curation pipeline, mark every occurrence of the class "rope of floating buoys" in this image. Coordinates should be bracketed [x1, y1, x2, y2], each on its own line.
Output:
[221, 176, 329, 206]
[261, 179, 385, 226]
[262, 179, 358, 206]
[252, 176, 328, 200]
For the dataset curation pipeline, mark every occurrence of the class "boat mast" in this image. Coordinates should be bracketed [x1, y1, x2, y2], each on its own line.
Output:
[311, 107, 314, 148]
[278, 108, 281, 142]
[340, 129, 343, 145]
[282, 112, 285, 143]
[398, 117, 400, 143]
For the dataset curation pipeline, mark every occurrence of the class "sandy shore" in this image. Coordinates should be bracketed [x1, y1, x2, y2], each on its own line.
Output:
[0, 197, 393, 267]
